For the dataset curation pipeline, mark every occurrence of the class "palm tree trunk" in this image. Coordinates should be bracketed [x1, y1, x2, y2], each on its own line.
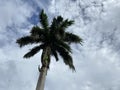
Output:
[36, 46, 51, 90]
[36, 66, 47, 90]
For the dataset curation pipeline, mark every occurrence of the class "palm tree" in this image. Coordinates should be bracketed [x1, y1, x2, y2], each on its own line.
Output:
[16, 10, 82, 90]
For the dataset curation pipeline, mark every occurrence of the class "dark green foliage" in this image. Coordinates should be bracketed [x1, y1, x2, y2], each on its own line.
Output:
[55, 39, 71, 52]
[55, 45, 75, 70]
[61, 19, 74, 29]
[16, 9, 82, 71]
[51, 47, 59, 61]
[56, 16, 63, 23]
[16, 36, 36, 47]
[39, 10, 49, 29]
[51, 50, 58, 61]
[30, 26, 44, 36]
[24, 44, 44, 58]
[64, 32, 83, 44]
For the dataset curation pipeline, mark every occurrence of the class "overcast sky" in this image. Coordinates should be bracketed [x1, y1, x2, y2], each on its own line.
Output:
[0, 0, 120, 90]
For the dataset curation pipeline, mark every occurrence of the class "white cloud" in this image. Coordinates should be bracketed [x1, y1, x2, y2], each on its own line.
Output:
[0, 0, 37, 90]
[48, 0, 120, 90]
[0, 0, 120, 90]
[0, 0, 33, 32]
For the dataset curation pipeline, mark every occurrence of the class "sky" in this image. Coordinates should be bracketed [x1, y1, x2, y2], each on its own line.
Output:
[0, 0, 120, 90]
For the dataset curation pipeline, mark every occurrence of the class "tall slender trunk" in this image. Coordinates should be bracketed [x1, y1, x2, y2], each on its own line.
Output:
[36, 46, 51, 90]
[36, 67, 47, 90]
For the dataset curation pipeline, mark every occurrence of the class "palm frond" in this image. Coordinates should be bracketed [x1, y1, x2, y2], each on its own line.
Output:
[24, 44, 44, 58]
[61, 19, 74, 29]
[30, 26, 44, 36]
[50, 17, 73, 35]
[56, 16, 63, 23]
[55, 39, 72, 52]
[16, 36, 36, 47]
[50, 18, 57, 33]
[63, 54, 75, 71]
[39, 9, 49, 29]
[56, 45, 75, 71]
[51, 16, 63, 28]
[50, 16, 63, 34]
[51, 48, 59, 61]
[64, 32, 83, 44]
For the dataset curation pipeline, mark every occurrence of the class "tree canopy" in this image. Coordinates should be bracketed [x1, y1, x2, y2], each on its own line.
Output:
[16, 10, 82, 71]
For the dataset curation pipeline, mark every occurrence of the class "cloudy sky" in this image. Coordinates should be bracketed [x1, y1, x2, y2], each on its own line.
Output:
[0, 0, 120, 90]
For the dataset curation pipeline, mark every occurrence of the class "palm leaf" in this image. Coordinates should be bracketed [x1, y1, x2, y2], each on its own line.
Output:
[51, 47, 59, 61]
[64, 32, 83, 44]
[63, 54, 75, 71]
[50, 16, 63, 34]
[56, 16, 63, 23]
[24, 44, 44, 58]
[56, 45, 75, 71]
[51, 16, 63, 28]
[39, 10, 49, 29]
[55, 39, 72, 52]
[61, 19, 74, 29]
[16, 36, 36, 47]
[50, 18, 57, 34]
[30, 26, 44, 36]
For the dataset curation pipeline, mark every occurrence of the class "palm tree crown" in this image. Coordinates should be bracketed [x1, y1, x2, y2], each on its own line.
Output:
[16, 10, 82, 71]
